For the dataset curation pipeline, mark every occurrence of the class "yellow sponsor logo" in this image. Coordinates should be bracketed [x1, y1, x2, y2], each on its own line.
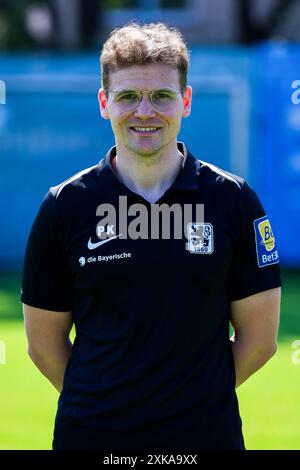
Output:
[258, 219, 275, 252]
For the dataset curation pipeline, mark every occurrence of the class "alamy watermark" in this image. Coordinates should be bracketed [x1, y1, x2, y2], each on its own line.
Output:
[0, 80, 6, 104]
[78, 199, 211, 267]
[94, 197, 204, 243]
[86, 197, 213, 256]
[291, 80, 300, 104]
[291, 340, 300, 365]
[0, 340, 6, 365]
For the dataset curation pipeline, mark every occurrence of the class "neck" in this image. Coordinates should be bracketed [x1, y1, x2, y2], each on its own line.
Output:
[113, 143, 183, 203]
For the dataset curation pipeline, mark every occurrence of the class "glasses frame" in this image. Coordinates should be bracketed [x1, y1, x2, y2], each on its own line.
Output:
[106, 87, 184, 112]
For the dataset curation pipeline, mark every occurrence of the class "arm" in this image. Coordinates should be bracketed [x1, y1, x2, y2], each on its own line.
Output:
[23, 303, 73, 393]
[230, 287, 281, 388]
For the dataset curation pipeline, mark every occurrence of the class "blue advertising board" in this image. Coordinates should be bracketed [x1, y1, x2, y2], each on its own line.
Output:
[0, 46, 299, 268]
[253, 44, 300, 266]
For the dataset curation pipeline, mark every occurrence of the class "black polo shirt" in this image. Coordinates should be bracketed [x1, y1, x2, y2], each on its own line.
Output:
[21, 142, 281, 451]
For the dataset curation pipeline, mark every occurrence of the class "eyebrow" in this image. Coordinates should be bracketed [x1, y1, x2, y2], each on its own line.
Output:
[111, 87, 178, 93]
[114, 89, 139, 92]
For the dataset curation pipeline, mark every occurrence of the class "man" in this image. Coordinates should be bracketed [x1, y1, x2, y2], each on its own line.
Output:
[22, 23, 281, 451]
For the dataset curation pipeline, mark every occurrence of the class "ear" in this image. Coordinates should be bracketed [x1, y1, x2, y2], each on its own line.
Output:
[182, 86, 192, 118]
[98, 88, 109, 120]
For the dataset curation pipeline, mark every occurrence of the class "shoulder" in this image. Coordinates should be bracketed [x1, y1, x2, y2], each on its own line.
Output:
[35, 164, 101, 223]
[50, 164, 99, 201]
[199, 160, 245, 191]
[197, 159, 263, 214]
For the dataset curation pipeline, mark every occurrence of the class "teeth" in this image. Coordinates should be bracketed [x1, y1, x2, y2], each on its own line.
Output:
[133, 127, 158, 131]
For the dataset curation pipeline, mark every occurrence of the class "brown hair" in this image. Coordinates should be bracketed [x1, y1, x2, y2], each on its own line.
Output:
[100, 22, 190, 94]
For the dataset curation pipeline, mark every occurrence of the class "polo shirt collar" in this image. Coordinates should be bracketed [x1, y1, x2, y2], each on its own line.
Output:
[96, 141, 200, 198]
[173, 142, 201, 190]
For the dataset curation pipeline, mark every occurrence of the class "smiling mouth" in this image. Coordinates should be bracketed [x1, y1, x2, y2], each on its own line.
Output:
[129, 126, 161, 134]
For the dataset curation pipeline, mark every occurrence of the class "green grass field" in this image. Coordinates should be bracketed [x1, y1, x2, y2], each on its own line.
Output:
[0, 271, 299, 450]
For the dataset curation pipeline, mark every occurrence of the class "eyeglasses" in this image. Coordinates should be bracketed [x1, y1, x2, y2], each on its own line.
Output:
[107, 87, 183, 112]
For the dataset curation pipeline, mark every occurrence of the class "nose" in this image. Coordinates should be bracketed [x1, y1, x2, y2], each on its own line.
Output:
[133, 94, 156, 118]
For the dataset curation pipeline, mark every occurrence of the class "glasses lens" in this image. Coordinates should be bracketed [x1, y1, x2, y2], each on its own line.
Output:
[114, 90, 141, 110]
[151, 89, 178, 111]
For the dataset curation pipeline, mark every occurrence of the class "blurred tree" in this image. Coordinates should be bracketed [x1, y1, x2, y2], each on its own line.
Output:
[3, 0, 300, 50]
[102, 0, 136, 7]
[0, 0, 36, 49]
[0, 0, 102, 50]
[161, 0, 185, 7]
[80, 0, 101, 48]
[238, 0, 298, 43]
[52, 0, 101, 49]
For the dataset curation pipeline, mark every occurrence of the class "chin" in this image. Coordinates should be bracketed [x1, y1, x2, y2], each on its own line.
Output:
[128, 144, 163, 158]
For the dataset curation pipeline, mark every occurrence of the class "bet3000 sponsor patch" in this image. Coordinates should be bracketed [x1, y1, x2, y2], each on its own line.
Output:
[253, 215, 279, 268]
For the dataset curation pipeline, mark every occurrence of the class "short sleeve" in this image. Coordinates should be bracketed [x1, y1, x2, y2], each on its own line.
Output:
[21, 190, 73, 311]
[230, 182, 282, 301]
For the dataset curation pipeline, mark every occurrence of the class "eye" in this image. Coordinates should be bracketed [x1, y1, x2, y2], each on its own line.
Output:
[152, 91, 174, 101]
[115, 92, 140, 103]
[153, 90, 172, 100]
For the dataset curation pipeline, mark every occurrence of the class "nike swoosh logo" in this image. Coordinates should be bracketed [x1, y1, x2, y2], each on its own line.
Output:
[87, 234, 122, 250]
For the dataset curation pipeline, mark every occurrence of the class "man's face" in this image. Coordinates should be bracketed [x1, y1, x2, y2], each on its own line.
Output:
[98, 63, 192, 158]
